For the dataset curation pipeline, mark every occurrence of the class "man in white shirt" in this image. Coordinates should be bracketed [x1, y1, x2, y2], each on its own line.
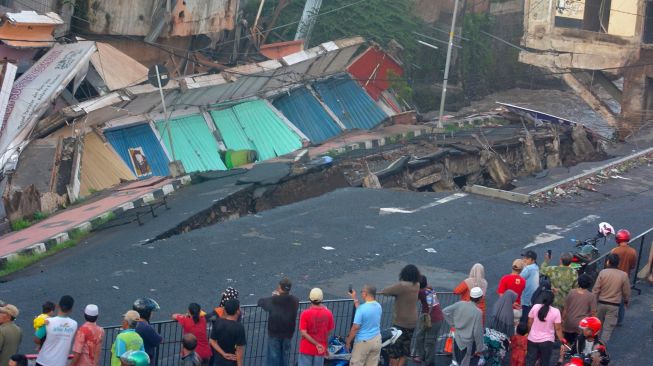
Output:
[35, 295, 78, 366]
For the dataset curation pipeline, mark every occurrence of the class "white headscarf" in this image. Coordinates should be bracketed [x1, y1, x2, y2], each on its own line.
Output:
[464, 263, 488, 295]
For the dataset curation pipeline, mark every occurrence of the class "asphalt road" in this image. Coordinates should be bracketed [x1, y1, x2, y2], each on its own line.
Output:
[2, 164, 653, 363]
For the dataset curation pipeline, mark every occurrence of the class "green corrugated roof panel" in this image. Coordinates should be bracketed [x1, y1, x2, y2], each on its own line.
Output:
[209, 100, 303, 161]
[155, 114, 227, 172]
[209, 107, 257, 152]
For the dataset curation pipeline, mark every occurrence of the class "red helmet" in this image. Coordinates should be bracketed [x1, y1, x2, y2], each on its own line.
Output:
[579, 316, 602, 336]
[616, 229, 631, 243]
[564, 358, 584, 366]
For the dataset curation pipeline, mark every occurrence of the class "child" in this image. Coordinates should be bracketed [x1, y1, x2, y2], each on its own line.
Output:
[33, 301, 55, 347]
[510, 322, 528, 366]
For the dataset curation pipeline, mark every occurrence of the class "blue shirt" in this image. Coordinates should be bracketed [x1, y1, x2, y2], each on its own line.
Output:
[520, 263, 540, 306]
[353, 301, 382, 342]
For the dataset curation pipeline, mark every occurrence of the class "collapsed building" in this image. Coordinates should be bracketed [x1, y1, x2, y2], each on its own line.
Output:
[519, 0, 653, 139]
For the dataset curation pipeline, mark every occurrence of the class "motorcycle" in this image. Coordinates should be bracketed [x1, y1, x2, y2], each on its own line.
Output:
[563, 344, 610, 365]
[325, 327, 402, 366]
[571, 222, 614, 281]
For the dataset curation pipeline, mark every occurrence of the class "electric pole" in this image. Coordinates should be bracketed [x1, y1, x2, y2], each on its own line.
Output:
[438, 0, 460, 129]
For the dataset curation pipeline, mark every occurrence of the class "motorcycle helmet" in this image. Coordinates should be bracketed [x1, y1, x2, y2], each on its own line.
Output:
[615, 229, 630, 243]
[564, 358, 584, 366]
[133, 297, 160, 321]
[579, 316, 602, 337]
[598, 222, 614, 237]
[120, 350, 150, 366]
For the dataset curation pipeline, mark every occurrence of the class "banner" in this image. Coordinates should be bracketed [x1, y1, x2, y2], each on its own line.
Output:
[0, 41, 96, 170]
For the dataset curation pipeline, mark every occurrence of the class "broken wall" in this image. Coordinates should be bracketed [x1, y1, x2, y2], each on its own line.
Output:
[520, 0, 644, 70]
[79, 0, 237, 37]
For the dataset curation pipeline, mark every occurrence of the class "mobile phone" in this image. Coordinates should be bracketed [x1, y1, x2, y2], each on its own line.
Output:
[348, 284, 353, 294]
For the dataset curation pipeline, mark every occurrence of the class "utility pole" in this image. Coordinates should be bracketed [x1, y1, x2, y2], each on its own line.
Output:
[438, 0, 460, 129]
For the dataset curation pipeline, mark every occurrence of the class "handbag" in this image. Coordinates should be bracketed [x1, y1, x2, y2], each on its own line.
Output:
[421, 313, 432, 329]
[444, 327, 455, 354]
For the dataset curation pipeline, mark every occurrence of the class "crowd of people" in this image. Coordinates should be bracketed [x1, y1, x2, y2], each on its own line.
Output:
[0, 229, 638, 366]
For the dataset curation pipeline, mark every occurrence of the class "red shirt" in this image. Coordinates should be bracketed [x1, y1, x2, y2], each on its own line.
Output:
[299, 306, 334, 356]
[175, 315, 212, 360]
[498, 274, 526, 305]
[72, 322, 105, 366]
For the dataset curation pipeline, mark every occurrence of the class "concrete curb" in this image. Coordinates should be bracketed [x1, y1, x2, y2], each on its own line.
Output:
[0, 175, 192, 270]
[465, 148, 653, 205]
[325, 128, 429, 157]
[467, 185, 530, 203]
[528, 147, 653, 197]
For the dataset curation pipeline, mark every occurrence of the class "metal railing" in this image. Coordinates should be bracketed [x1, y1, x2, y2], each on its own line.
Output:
[100, 292, 458, 366]
[586, 226, 653, 294]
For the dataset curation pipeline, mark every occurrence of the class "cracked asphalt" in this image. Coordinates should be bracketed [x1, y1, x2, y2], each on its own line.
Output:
[2, 163, 653, 363]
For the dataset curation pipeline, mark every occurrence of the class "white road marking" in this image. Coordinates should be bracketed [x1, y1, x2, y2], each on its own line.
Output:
[524, 214, 600, 249]
[322, 246, 335, 250]
[425, 248, 437, 253]
[379, 193, 467, 215]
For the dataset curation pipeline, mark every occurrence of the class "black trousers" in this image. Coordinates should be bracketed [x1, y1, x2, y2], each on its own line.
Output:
[525, 340, 554, 366]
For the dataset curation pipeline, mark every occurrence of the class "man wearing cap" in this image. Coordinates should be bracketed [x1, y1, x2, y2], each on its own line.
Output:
[70, 305, 104, 366]
[111, 310, 145, 366]
[258, 277, 299, 366]
[541, 252, 577, 311]
[36, 295, 78, 366]
[443, 287, 485, 366]
[0, 304, 22, 366]
[298, 288, 334, 366]
[498, 259, 527, 322]
[519, 251, 540, 324]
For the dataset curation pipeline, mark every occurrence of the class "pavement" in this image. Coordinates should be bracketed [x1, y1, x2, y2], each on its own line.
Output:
[0, 158, 652, 362]
[0, 176, 192, 263]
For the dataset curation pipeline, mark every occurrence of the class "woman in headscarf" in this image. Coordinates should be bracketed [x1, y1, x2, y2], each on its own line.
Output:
[488, 290, 517, 337]
[480, 290, 518, 366]
[454, 263, 488, 321]
[208, 287, 239, 320]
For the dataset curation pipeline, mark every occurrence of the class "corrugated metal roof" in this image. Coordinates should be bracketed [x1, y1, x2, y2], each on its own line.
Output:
[209, 100, 303, 161]
[154, 114, 226, 172]
[273, 87, 342, 144]
[313, 75, 388, 130]
[104, 123, 170, 177]
[5, 11, 63, 25]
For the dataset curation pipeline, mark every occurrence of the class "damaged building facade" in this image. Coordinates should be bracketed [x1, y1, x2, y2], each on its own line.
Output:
[519, 0, 653, 139]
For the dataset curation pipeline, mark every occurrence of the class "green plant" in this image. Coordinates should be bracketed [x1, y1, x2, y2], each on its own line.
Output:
[387, 70, 413, 105]
[0, 237, 81, 277]
[10, 219, 32, 231]
[33, 211, 49, 221]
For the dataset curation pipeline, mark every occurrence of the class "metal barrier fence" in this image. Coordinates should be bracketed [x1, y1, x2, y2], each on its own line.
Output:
[586, 226, 653, 294]
[100, 292, 458, 366]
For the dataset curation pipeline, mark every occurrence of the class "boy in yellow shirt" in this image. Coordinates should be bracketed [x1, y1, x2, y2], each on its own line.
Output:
[33, 301, 55, 347]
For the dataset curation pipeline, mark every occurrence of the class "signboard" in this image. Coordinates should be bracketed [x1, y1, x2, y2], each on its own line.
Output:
[128, 147, 153, 178]
[0, 41, 96, 170]
[148, 64, 169, 88]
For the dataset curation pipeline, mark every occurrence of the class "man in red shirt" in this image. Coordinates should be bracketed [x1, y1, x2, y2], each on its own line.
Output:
[70, 304, 105, 366]
[298, 288, 334, 366]
[497, 259, 526, 325]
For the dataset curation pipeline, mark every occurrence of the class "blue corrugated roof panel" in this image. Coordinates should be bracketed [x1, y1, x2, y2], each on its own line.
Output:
[312, 75, 388, 130]
[272, 87, 342, 144]
[105, 123, 170, 177]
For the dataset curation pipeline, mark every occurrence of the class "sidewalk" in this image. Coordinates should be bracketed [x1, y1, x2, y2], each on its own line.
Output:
[0, 175, 190, 265]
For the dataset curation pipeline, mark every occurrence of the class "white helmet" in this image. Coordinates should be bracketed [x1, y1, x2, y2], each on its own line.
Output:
[598, 222, 614, 237]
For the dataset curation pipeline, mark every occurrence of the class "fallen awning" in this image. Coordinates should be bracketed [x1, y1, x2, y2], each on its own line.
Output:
[0, 41, 96, 171]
